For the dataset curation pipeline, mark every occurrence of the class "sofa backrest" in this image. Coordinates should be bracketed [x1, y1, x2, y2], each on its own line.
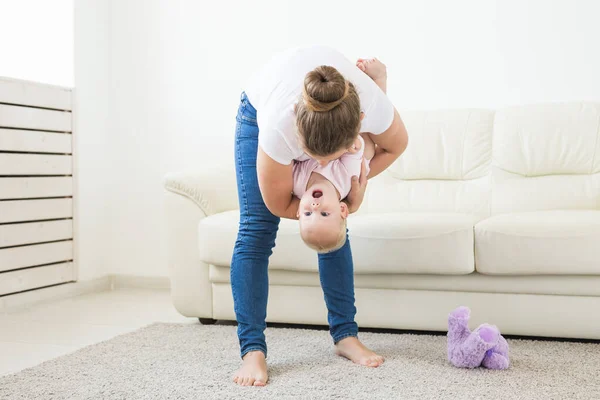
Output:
[364, 102, 600, 219]
[365, 109, 495, 222]
[491, 102, 600, 214]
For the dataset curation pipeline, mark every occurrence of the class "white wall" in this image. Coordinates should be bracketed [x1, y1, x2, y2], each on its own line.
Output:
[73, 0, 112, 280]
[0, 0, 73, 86]
[75, 0, 600, 279]
[105, 0, 168, 277]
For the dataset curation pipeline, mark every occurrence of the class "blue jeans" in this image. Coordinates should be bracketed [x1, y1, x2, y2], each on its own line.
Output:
[231, 92, 358, 359]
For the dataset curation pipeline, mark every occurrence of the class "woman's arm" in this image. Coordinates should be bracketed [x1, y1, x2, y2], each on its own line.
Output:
[366, 109, 408, 179]
[256, 147, 300, 220]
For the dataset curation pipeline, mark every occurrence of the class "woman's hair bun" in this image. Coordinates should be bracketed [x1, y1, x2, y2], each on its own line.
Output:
[302, 65, 349, 112]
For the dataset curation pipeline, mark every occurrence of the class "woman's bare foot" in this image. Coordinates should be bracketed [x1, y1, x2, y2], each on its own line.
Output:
[335, 337, 385, 367]
[232, 351, 268, 386]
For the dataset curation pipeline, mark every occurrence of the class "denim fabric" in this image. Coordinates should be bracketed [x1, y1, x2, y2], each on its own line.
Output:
[231, 92, 358, 359]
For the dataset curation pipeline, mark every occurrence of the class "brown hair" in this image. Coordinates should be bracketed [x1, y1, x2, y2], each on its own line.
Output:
[300, 219, 347, 254]
[296, 66, 362, 157]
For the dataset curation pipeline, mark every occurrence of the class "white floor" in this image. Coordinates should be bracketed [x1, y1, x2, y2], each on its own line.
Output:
[0, 288, 197, 377]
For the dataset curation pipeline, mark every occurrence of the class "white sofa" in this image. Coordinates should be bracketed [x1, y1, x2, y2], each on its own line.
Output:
[164, 102, 600, 340]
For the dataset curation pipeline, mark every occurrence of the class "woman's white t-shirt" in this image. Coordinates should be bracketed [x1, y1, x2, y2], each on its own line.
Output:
[244, 45, 394, 166]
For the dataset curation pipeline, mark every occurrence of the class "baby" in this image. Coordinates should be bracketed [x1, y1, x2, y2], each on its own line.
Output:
[293, 133, 375, 252]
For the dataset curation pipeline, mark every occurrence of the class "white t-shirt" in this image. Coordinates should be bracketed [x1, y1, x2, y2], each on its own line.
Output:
[244, 45, 394, 166]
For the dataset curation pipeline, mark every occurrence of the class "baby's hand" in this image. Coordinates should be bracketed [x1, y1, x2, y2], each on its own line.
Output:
[356, 58, 387, 82]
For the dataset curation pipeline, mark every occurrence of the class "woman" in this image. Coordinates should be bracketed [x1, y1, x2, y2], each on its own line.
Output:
[231, 46, 409, 386]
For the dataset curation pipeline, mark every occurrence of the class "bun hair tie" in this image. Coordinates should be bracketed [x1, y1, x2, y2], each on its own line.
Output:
[302, 81, 350, 112]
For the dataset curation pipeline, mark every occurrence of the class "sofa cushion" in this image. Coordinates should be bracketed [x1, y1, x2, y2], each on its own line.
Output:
[198, 210, 318, 272]
[198, 211, 475, 275]
[475, 210, 600, 275]
[493, 102, 600, 178]
[491, 102, 600, 215]
[388, 109, 494, 180]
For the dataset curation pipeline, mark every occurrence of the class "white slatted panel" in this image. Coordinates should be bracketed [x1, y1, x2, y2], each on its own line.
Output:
[0, 262, 75, 296]
[0, 177, 73, 199]
[0, 241, 73, 272]
[0, 199, 73, 223]
[0, 154, 72, 175]
[0, 104, 71, 132]
[0, 220, 72, 247]
[0, 77, 72, 110]
[0, 129, 72, 153]
[0, 77, 75, 296]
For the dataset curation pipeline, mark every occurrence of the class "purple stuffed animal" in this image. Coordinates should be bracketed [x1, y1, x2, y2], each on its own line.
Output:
[447, 306, 510, 370]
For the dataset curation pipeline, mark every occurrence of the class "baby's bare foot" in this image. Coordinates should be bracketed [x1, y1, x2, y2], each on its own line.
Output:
[335, 337, 385, 367]
[232, 351, 268, 386]
[356, 58, 387, 81]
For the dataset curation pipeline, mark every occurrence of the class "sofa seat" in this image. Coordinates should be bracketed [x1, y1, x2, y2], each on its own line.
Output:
[198, 211, 475, 274]
[475, 210, 600, 275]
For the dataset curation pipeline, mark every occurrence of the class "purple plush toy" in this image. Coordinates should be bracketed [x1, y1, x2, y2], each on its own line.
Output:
[447, 306, 510, 370]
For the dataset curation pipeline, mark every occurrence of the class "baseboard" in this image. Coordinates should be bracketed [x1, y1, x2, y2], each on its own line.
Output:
[110, 274, 171, 290]
[0, 276, 111, 312]
[0, 274, 171, 312]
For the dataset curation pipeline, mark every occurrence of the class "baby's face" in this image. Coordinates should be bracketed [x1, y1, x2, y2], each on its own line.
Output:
[297, 182, 348, 243]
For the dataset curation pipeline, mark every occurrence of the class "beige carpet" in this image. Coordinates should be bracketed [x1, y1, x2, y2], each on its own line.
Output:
[1, 323, 599, 399]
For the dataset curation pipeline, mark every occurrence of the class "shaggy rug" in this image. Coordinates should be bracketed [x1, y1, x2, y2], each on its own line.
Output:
[1, 323, 599, 399]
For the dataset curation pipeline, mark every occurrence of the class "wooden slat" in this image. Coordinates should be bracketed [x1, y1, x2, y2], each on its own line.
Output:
[0, 128, 72, 153]
[0, 154, 72, 175]
[0, 199, 73, 223]
[0, 77, 72, 111]
[0, 177, 72, 199]
[0, 220, 72, 248]
[0, 262, 75, 296]
[0, 241, 72, 272]
[0, 104, 71, 132]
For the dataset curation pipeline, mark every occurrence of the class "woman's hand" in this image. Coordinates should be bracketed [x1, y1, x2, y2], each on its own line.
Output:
[344, 157, 368, 213]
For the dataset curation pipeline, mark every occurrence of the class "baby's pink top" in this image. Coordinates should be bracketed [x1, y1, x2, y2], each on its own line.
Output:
[292, 136, 371, 200]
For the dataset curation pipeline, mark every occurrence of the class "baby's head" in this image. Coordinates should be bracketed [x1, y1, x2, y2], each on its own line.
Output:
[297, 181, 349, 253]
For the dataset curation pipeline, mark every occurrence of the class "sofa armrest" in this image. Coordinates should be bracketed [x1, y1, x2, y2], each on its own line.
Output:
[164, 167, 239, 216]
[163, 167, 238, 318]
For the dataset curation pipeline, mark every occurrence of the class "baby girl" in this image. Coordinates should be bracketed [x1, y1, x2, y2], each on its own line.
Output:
[293, 133, 375, 252]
